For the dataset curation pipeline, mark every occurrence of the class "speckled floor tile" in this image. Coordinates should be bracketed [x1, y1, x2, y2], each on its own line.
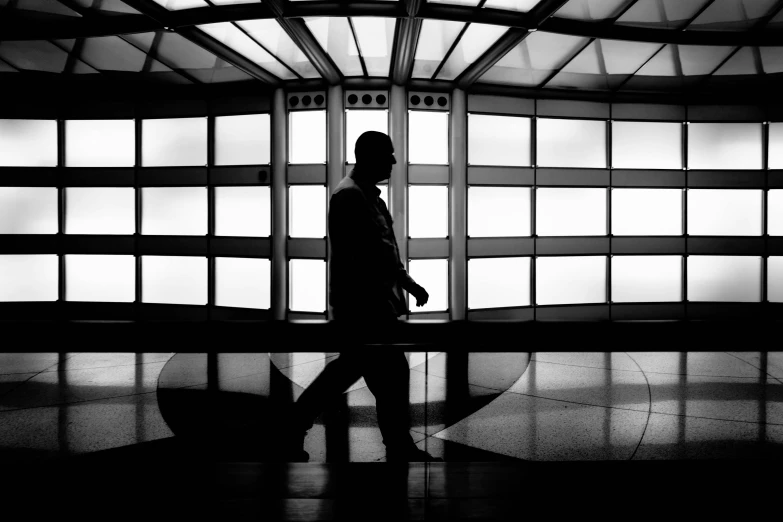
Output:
[508, 360, 650, 411]
[639, 372, 783, 424]
[0, 373, 38, 399]
[0, 353, 59, 375]
[0, 392, 173, 459]
[50, 352, 174, 371]
[725, 352, 783, 384]
[270, 352, 338, 369]
[434, 392, 648, 461]
[409, 353, 531, 393]
[627, 352, 761, 378]
[633, 412, 783, 460]
[0, 361, 168, 410]
[531, 352, 640, 372]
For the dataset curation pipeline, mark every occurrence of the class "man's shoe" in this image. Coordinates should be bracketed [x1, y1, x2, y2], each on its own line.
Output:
[386, 446, 442, 463]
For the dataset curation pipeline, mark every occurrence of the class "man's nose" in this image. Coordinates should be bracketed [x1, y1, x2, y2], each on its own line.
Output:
[391, 156, 397, 165]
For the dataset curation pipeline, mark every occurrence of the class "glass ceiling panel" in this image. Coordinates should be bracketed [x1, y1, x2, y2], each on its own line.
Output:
[0, 40, 70, 73]
[427, 0, 482, 6]
[679, 45, 735, 75]
[209, 0, 262, 5]
[79, 36, 150, 72]
[615, 0, 711, 29]
[769, 9, 783, 29]
[482, 0, 541, 12]
[237, 20, 319, 79]
[634, 44, 677, 76]
[2, 0, 81, 17]
[555, 0, 636, 21]
[761, 47, 783, 73]
[412, 19, 466, 79]
[436, 23, 508, 80]
[351, 17, 396, 77]
[478, 31, 588, 87]
[0, 60, 18, 72]
[72, 0, 140, 14]
[198, 22, 296, 80]
[713, 47, 759, 75]
[151, 0, 209, 10]
[687, 0, 779, 31]
[304, 17, 363, 77]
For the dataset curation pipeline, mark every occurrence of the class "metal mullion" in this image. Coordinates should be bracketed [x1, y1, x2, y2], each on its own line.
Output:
[607, 112, 612, 319]
[347, 18, 369, 77]
[683, 110, 689, 318]
[532, 103, 537, 318]
[57, 119, 66, 318]
[538, 37, 595, 89]
[135, 118, 142, 319]
[763, 120, 770, 309]
[207, 113, 215, 320]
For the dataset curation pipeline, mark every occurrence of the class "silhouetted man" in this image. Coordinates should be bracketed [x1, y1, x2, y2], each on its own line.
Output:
[287, 131, 439, 462]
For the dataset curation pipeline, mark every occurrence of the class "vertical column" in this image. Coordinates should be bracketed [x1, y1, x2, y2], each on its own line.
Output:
[57, 119, 66, 319]
[207, 114, 215, 320]
[531, 105, 537, 319]
[683, 114, 689, 319]
[450, 88, 467, 320]
[135, 118, 142, 319]
[272, 88, 288, 321]
[389, 85, 408, 263]
[327, 85, 344, 320]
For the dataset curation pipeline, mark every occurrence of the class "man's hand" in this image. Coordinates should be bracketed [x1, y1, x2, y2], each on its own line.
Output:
[411, 284, 429, 307]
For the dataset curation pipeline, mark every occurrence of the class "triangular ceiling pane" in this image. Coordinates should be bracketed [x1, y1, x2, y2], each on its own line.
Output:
[679, 45, 734, 75]
[427, 0, 482, 6]
[760, 47, 783, 73]
[0, 40, 69, 73]
[72, 0, 140, 14]
[13, 0, 81, 17]
[153, 32, 217, 70]
[151, 0, 209, 9]
[663, 0, 712, 25]
[238, 20, 320, 79]
[546, 41, 607, 90]
[351, 17, 395, 77]
[436, 23, 508, 80]
[53, 39, 76, 52]
[482, 0, 541, 12]
[713, 47, 757, 75]
[769, 9, 783, 28]
[527, 31, 588, 71]
[412, 19, 466, 78]
[616, 0, 664, 27]
[559, 41, 601, 74]
[688, 0, 778, 30]
[122, 32, 156, 53]
[555, 0, 635, 21]
[72, 60, 100, 74]
[0, 60, 18, 72]
[635, 44, 677, 76]
[616, 0, 711, 29]
[601, 39, 663, 74]
[80, 36, 147, 71]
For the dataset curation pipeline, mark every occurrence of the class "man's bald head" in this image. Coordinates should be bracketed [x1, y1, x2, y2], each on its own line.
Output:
[355, 131, 394, 165]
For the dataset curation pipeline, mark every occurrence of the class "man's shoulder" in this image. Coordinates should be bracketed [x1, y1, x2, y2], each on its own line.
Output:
[332, 177, 365, 200]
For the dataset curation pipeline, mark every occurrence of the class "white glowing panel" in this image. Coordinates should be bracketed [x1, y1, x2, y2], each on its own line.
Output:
[65, 187, 135, 235]
[289, 185, 325, 238]
[688, 123, 762, 170]
[769, 190, 783, 236]
[611, 256, 682, 303]
[769, 257, 783, 303]
[468, 114, 531, 166]
[141, 117, 207, 167]
[289, 259, 326, 312]
[289, 110, 326, 164]
[408, 259, 448, 312]
[536, 256, 607, 305]
[611, 121, 682, 169]
[0, 187, 58, 234]
[468, 257, 530, 309]
[215, 114, 271, 165]
[468, 187, 531, 237]
[379, 185, 389, 208]
[215, 257, 270, 309]
[346, 110, 388, 164]
[0, 255, 58, 301]
[687, 256, 761, 302]
[65, 120, 135, 167]
[65, 255, 135, 302]
[611, 189, 682, 236]
[141, 187, 206, 236]
[770, 123, 783, 169]
[687, 189, 762, 236]
[536, 188, 607, 236]
[409, 185, 448, 238]
[0, 119, 57, 167]
[142, 256, 207, 305]
[537, 118, 606, 168]
[214, 186, 271, 237]
[409, 110, 449, 165]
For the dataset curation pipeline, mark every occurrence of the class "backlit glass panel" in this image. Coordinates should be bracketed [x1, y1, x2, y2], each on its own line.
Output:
[65, 187, 135, 235]
[0, 255, 58, 302]
[536, 256, 607, 305]
[142, 256, 207, 305]
[65, 255, 135, 303]
[408, 259, 448, 312]
[468, 257, 530, 309]
[687, 256, 761, 302]
[611, 255, 682, 302]
[304, 17, 363, 76]
[289, 259, 326, 312]
[142, 117, 207, 167]
[436, 23, 508, 81]
[351, 18, 395, 77]
[468, 114, 531, 166]
[141, 187, 207, 236]
[770, 122, 783, 169]
[346, 110, 388, 164]
[536, 188, 607, 236]
[687, 189, 762, 236]
[237, 19, 321, 79]
[215, 257, 271, 309]
[215, 114, 271, 166]
[611, 121, 682, 169]
[409, 186, 448, 238]
[468, 187, 531, 237]
[289, 185, 326, 238]
[412, 19, 466, 79]
[611, 189, 682, 236]
[769, 257, 783, 303]
[289, 110, 326, 164]
[0, 187, 58, 234]
[65, 120, 135, 167]
[0, 119, 57, 166]
[688, 123, 762, 170]
[769, 190, 783, 236]
[215, 186, 271, 237]
[537, 118, 606, 168]
[409, 111, 448, 165]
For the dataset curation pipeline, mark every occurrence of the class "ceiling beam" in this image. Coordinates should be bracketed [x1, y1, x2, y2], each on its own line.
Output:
[391, 0, 423, 85]
[455, 0, 571, 89]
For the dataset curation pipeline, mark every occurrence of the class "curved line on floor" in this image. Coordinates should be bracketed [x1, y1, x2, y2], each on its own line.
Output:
[624, 352, 653, 461]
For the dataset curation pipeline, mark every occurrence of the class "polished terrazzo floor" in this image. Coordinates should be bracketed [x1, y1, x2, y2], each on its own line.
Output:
[1, 351, 782, 462]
